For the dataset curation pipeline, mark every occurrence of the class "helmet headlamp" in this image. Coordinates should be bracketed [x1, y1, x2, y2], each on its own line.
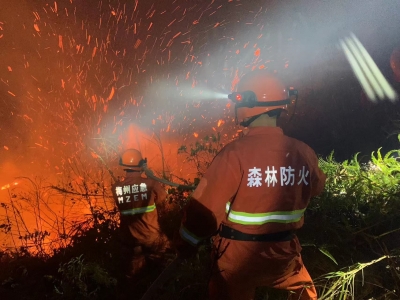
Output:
[228, 88, 297, 108]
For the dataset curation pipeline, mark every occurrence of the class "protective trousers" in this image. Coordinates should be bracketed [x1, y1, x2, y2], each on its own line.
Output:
[119, 219, 170, 278]
[208, 236, 317, 300]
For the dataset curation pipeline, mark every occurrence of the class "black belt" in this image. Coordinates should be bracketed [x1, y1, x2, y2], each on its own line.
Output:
[219, 224, 295, 242]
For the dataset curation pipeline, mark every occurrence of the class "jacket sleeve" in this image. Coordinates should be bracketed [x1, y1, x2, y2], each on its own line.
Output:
[178, 147, 242, 246]
[154, 181, 167, 207]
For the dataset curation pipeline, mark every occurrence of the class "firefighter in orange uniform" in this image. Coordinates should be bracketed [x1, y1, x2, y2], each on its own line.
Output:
[175, 69, 326, 300]
[112, 149, 169, 277]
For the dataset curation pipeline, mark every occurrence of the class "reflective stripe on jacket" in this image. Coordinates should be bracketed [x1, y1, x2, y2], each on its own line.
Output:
[225, 202, 306, 225]
[120, 203, 156, 215]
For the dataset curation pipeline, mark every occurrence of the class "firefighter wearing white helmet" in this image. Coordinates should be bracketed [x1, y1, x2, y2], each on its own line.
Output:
[112, 149, 170, 279]
[174, 69, 326, 300]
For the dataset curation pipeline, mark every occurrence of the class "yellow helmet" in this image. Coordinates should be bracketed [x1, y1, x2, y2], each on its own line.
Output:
[229, 70, 294, 126]
[119, 149, 146, 170]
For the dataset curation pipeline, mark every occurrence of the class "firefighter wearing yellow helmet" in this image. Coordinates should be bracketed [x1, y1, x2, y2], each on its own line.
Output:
[174, 69, 326, 300]
[112, 149, 170, 279]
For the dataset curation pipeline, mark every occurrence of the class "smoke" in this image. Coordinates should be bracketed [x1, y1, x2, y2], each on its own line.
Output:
[176, 86, 228, 101]
[147, 81, 228, 102]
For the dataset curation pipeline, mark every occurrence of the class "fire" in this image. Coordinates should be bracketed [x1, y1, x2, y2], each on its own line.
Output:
[0, 0, 295, 253]
[1, 182, 18, 191]
[1, 184, 9, 190]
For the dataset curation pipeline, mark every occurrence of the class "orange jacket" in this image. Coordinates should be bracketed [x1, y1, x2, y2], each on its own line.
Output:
[179, 127, 326, 246]
[112, 172, 167, 244]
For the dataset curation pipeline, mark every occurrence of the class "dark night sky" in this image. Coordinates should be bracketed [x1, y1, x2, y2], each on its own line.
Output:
[0, 0, 400, 187]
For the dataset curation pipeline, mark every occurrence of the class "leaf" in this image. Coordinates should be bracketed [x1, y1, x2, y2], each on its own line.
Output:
[318, 247, 338, 265]
[301, 243, 316, 247]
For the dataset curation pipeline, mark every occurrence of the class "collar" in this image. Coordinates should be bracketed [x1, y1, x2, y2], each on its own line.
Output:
[245, 126, 284, 137]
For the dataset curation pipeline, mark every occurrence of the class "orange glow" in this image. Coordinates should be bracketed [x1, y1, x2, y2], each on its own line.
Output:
[1, 184, 10, 190]
[1, 181, 18, 191]
[123, 123, 143, 151]
[0, 0, 264, 253]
